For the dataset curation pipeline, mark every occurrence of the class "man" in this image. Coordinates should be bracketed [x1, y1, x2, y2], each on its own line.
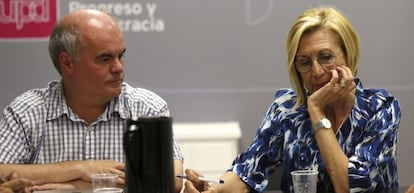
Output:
[0, 9, 183, 192]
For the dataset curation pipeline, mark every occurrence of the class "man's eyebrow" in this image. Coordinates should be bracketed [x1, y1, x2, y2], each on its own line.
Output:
[95, 48, 126, 60]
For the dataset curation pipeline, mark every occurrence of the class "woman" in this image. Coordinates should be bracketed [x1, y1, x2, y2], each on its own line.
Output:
[184, 5, 401, 193]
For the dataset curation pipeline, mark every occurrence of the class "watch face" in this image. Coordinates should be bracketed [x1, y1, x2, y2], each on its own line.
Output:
[312, 118, 332, 134]
[322, 118, 332, 128]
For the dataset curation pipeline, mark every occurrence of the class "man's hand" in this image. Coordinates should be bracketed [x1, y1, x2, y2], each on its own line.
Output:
[0, 172, 34, 193]
[78, 160, 125, 185]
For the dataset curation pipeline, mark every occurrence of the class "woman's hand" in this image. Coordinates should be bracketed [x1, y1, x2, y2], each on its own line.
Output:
[183, 170, 249, 193]
[307, 65, 355, 110]
[183, 169, 210, 193]
[406, 184, 414, 193]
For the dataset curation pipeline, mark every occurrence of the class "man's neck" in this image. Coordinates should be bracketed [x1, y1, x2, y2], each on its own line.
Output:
[72, 104, 107, 125]
[63, 90, 109, 125]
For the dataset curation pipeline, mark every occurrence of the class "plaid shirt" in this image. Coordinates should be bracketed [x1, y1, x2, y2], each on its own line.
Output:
[0, 80, 183, 164]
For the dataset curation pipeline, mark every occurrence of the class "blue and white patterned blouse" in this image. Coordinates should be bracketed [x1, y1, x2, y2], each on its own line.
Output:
[228, 78, 401, 193]
[0, 80, 183, 164]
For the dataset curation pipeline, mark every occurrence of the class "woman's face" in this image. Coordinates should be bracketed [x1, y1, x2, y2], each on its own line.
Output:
[295, 28, 346, 94]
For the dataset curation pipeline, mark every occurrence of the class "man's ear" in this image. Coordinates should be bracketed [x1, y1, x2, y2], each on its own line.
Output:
[59, 52, 73, 74]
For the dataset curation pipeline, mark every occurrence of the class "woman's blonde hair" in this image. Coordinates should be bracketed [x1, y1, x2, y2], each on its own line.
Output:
[286, 5, 360, 108]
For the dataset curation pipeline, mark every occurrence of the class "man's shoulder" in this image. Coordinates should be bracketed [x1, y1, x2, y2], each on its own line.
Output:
[120, 82, 167, 106]
[8, 81, 60, 112]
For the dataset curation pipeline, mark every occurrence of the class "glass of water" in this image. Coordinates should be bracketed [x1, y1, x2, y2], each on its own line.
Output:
[91, 173, 123, 193]
[290, 170, 318, 193]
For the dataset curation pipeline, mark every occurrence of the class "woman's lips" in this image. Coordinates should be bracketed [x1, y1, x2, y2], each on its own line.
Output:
[313, 82, 328, 89]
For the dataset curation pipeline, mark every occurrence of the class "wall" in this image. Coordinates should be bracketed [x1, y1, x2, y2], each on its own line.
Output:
[0, 0, 413, 189]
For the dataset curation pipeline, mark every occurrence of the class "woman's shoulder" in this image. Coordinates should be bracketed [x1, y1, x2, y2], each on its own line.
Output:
[355, 78, 398, 102]
[274, 88, 297, 107]
[264, 88, 302, 118]
[275, 88, 296, 97]
[358, 87, 399, 107]
[356, 86, 400, 115]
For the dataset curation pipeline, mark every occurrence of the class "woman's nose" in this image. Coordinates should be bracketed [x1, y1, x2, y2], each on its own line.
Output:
[310, 60, 325, 76]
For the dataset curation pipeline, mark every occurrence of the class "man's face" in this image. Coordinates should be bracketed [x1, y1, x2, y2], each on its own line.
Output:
[70, 21, 126, 104]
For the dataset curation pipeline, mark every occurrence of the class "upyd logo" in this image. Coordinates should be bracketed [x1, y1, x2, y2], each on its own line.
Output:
[0, 0, 57, 40]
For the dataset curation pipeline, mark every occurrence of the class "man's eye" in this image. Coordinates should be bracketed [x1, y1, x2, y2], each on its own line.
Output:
[98, 56, 110, 62]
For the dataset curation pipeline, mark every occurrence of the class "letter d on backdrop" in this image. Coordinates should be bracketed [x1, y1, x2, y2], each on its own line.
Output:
[124, 117, 174, 193]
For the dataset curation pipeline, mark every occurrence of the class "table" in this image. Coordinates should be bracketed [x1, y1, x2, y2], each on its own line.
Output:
[33, 190, 92, 193]
[263, 186, 408, 193]
[33, 186, 408, 193]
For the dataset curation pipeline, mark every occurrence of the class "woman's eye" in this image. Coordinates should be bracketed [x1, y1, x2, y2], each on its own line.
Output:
[320, 54, 333, 61]
[297, 58, 311, 67]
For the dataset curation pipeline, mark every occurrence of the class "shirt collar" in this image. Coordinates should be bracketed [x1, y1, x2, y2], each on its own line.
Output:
[46, 80, 129, 121]
[46, 80, 68, 120]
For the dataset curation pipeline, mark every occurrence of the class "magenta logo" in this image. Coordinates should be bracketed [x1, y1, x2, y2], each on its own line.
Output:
[0, 0, 57, 40]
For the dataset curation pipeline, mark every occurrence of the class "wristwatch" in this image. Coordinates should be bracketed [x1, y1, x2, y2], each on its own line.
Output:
[312, 118, 332, 134]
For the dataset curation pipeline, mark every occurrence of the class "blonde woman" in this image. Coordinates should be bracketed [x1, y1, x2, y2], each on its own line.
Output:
[184, 5, 401, 193]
